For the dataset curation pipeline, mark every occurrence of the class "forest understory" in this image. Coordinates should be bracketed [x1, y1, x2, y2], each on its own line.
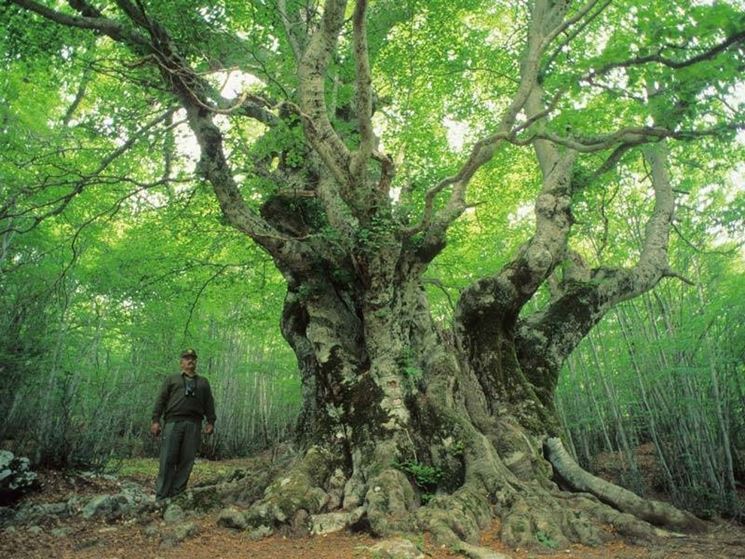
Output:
[3, 0, 744, 557]
[2, 446, 744, 559]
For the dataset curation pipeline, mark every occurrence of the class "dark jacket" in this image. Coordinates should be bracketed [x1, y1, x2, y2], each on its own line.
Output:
[152, 372, 216, 424]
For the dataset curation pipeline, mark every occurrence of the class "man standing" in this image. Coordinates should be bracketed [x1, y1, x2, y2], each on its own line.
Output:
[151, 349, 216, 502]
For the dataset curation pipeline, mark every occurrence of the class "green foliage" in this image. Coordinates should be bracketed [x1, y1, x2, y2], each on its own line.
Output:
[0, 175, 301, 464]
[446, 439, 465, 458]
[0, 450, 39, 504]
[0, 2, 742, 524]
[679, 485, 744, 521]
[402, 364, 423, 381]
[399, 349, 423, 379]
[397, 348, 423, 393]
[354, 214, 398, 255]
[394, 460, 444, 491]
[535, 530, 559, 549]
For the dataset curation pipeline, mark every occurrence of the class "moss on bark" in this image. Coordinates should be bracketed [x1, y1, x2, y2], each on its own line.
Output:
[226, 270, 707, 553]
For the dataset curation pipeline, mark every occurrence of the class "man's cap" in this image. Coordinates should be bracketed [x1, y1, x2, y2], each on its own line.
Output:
[180, 348, 198, 359]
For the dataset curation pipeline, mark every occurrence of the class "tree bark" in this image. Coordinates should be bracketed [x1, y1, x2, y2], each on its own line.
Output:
[238, 241, 706, 548]
[8, 0, 722, 551]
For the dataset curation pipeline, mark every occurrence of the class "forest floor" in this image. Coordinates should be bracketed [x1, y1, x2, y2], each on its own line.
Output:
[1, 455, 744, 559]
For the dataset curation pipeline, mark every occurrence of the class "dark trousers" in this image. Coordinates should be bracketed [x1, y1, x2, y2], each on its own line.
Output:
[155, 419, 201, 500]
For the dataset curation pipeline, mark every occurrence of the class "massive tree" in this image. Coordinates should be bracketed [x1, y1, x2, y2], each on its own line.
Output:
[3, 0, 743, 552]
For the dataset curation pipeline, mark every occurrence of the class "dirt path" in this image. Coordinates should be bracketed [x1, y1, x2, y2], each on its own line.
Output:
[2, 460, 744, 559]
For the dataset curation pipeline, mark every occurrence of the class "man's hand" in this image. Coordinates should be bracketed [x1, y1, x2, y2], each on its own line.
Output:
[203, 423, 214, 435]
[151, 421, 161, 437]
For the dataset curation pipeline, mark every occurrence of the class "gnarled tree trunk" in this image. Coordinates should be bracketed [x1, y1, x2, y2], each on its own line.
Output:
[11, 0, 729, 552]
[245, 227, 704, 549]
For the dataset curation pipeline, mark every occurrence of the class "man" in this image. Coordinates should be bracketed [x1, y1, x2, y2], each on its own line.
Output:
[151, 348, 216, 502]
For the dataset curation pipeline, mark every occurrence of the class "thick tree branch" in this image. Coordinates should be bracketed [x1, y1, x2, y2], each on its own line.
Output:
[212, 92, 279, 126]
[515, 141, 677, 389]
[532, 123, 743, 152]
[453, 31, 584, 340]
[9, 0, 151, 47]
[525, 85, 562, 176]
[113, 0, 151, 30]
[297, 0, 353, 188]
[10, 0, 308, 270]
[409, 0, 567, 252]
[456, 148, 577, 329]
[350, 0, 375, 182]
[183, 106, 314, 268]
[468, 83, 578, 324]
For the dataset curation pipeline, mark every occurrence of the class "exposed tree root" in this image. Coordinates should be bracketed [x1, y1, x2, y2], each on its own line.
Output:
[499, 488, 607, 548]
[545, 437, 707, 533]
[365, 467, 418, 534]
[554, 492, 668, 542]
[454, 541, 512, 559]
[242, 446, 337, 530]
[417, 485, 493, 545]
[200, 434, 706, 558]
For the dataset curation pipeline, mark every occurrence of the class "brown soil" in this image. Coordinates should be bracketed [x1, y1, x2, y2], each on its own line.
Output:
[3, 513, 745, 559]
[2, 462, 745, 559]
[22, 469, 122, 506]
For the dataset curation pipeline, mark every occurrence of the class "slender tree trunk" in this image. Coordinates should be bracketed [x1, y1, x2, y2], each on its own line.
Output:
[616, 308, 677, 494]
[694, 269, 737, 495]
[588, 332, 639, 481]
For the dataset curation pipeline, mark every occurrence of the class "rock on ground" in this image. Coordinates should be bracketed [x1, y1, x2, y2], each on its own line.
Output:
[457, 542, 513, 559]
[82, 494, 131, 520]
[368, 537, 425, 559]
[3, 501, 70, 526]
[50, 527, 72, 538]
[160, 521, 198, 547]
[247, 524, 273, 540]
[216, 506, 248, 530]
[163, 503, 185, 523]
[0, 450, 38, 505]
[143, 523, 160, 538]
[309, 511, 352, 535]
[27, 525, 42, 536]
